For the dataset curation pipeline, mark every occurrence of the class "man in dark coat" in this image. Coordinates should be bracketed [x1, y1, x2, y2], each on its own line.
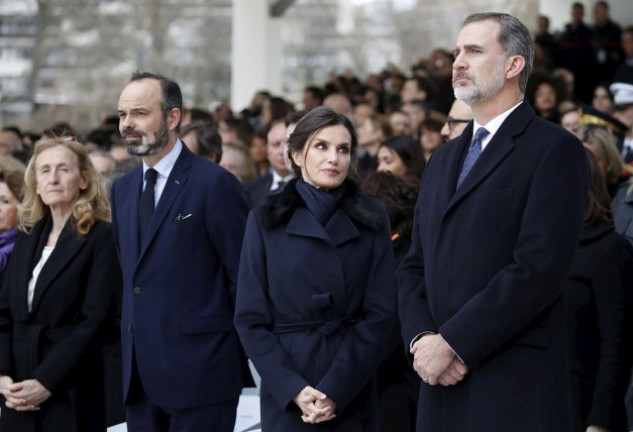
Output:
[398, 13, 589, 431]
[243, 120, 294, 208]
[111, 71, 252, 431]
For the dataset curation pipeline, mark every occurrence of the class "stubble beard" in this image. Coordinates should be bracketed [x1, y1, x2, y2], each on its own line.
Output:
[122, 116, 170, 157]
[453, 58, 506, 106]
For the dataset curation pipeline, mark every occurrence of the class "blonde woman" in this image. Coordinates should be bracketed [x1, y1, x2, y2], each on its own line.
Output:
[0, 139, 121, 431]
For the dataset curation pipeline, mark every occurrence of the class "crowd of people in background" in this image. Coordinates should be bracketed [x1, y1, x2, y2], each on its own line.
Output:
[0, 2, 631, 431]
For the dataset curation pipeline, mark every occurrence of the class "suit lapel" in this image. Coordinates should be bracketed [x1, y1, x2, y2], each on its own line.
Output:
[127, 167, 143, 262]
[31, 220, 86, 313]
[439, 124, 473, 211]
[138, 145, 191, 260]
[444, 102, 534, 215]
[14, 218, 49, 317]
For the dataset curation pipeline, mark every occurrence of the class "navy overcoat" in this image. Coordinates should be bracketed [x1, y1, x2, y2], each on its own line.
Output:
[235, 180, 396, 431]
[398, 102, 589, 431]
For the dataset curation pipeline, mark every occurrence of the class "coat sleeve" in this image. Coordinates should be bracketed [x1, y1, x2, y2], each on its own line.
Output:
[397, 184, 438, 346]
[234, 211, 310, 410]
[32, 224, 122, 392]
[0, 234, 20, 376]
[586, 237, 633, 430]
[316, 215, 397, 412]
[439, 133, 589, 369]
[206, 170, 249, 312]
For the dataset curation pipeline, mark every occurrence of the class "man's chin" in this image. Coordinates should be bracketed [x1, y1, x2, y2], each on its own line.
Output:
[124, 143, 152, 156]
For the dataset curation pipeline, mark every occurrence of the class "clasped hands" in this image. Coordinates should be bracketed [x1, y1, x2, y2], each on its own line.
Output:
[410, 333, 469, 386]
[293, 385, 337, 424]
[0, 375, 51, 411]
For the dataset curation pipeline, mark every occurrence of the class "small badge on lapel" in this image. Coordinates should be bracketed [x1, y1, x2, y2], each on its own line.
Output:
[175, 213, 192, 222]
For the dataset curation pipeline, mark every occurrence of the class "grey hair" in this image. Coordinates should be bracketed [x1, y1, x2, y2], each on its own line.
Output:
[463, 12, 534, 94]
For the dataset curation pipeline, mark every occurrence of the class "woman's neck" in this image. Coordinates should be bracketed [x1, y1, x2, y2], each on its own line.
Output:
[47, 206, 72, 247]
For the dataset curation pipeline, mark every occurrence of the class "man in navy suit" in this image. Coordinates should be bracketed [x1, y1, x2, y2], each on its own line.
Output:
[111, 71, 251, 431]
[243, 120, 294, 208]
[398, 13, 588, 431]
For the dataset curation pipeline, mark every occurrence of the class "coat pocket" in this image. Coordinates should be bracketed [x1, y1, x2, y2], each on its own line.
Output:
[179, 316, 233, 335]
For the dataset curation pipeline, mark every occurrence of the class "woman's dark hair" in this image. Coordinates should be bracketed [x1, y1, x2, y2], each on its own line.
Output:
[593, 82, 615, 102]
[526, 73, 565, 114]
[378, 135, 426, 180]
[287, 106, 358, 180]
[361, 172, 419, 237]
[584, 148, 612, 226]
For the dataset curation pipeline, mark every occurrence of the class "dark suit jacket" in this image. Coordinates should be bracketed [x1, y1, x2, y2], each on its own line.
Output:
[243, 172, 273, 208]
[565, 221, 633, 431]
[235, 179, 396, 431]
[111, 144, 251, 410]
[0, 216, 120, 432]
[398, 102, 588, 431]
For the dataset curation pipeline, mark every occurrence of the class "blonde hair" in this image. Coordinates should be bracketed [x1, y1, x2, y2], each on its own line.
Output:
[577, 125, 623, 189]
[0, 156, 26, 201]
[18, 139, 111, 235]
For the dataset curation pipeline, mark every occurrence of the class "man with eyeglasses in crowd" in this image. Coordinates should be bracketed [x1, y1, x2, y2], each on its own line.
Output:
[440, 99, 474, 141]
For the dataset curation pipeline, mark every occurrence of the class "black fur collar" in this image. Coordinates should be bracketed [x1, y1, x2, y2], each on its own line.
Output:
[260, 178, 384, 231]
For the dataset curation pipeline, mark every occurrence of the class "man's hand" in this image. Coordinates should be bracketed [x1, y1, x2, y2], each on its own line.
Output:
[3, 379, 51, 411]
[410, 333, 455, 385]
[293, 386, 336, 424]
[438, 358, 469, 386]
[586, 425, 608, 432]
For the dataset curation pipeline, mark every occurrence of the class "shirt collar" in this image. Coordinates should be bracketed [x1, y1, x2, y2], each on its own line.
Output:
[472, 100, 523, 151]
[143, 139, 183, 180]
[271, 169, 294, 185]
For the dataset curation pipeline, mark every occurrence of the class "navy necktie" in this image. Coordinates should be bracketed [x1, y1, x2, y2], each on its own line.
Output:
[457, 127, 489, 188]
[139, 168, 157, 242]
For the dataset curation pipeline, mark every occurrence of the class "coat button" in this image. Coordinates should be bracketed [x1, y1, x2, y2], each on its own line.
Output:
[133, 286, 141, 295]
[127, 324, 133, 332]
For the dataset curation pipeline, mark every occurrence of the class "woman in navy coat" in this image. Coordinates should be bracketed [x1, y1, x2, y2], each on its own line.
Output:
[0, 139, 121, 432]
[235, 107, 396, 431]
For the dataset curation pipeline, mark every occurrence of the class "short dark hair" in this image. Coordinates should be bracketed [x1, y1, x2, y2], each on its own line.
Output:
[287, 106, 358, 180]
[378, 135, 426, 180]
[304, 86, 324, 102]
[285, 110, 308, 127]
[180, 121, 222, 161]
[130, 70, 183, 132]
[407, 77, 437, 102]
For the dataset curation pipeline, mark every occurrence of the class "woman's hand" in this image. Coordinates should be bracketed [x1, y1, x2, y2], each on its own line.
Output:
[0, 375, 25, 410]
[293, 385, 336, 423]
[3, 379, 51, 411]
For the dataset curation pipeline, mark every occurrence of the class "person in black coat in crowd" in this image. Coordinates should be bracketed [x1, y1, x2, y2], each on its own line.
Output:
[566, 149, 633, 432]
[235, 107, 396, 431]
[0, 139, 121, 432]
[362, 171, 420, 432]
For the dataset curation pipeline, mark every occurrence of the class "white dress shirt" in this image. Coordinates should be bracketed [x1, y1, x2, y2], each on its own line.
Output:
[142, 140, 183, 207]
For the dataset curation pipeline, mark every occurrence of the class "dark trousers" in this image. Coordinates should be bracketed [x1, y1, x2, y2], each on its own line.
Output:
[126, 356, 238, 432]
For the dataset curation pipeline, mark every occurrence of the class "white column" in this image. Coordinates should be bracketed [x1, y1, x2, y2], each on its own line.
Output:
[231, 0, 282, 112]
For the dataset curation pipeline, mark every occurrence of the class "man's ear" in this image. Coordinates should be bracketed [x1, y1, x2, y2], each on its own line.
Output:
[506, 55, 525, 81]
[167, 108, 182, 132]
